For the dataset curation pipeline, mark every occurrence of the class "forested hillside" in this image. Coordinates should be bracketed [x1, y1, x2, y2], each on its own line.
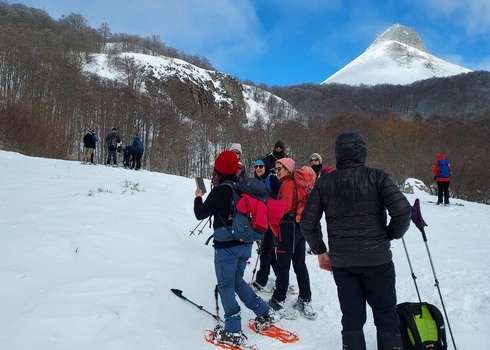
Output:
[270, 72, 490, 120]
[1, 2, 490, 203]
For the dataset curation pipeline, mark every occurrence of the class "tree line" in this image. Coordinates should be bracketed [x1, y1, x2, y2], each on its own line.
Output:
[1, 2, 490, 203]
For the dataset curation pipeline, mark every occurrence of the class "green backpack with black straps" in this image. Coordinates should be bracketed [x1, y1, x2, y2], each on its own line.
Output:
[396, 302, 447, 349]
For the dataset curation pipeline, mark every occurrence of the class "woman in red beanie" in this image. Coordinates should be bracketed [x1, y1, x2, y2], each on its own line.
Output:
[193, 151, 279, 348]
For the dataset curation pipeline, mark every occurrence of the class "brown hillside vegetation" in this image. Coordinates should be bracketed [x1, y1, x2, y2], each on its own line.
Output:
[1, 3, 490, 203]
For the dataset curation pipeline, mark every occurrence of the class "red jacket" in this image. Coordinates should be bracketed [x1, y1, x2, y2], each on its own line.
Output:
[433, 153, 452, 182]
[277, 175, 297, 216]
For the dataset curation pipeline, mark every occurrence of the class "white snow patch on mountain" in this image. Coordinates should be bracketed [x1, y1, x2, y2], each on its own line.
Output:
[322, 24, 472, 86]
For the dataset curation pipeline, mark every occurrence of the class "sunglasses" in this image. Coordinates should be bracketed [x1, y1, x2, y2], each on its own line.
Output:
[310, 158, 319, 162]
[254, 165, 264, 169]
[274, 166, 285, 172]
[233, 151, 241, 155]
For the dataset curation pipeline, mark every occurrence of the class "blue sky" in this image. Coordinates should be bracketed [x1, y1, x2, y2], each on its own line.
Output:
[14, 0, 490, 86]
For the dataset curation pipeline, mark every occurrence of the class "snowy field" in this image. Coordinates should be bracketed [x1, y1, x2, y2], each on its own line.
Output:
[0, 150, 488, 349]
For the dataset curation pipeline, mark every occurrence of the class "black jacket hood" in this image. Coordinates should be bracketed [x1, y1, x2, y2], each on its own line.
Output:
[335, 131, 367, 168]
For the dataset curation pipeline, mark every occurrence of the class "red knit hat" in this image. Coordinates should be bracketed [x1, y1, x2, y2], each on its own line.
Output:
[214, 151, 239, 175]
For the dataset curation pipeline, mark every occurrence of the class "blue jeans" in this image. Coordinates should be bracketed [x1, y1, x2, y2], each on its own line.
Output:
[214, 244, 269, 332]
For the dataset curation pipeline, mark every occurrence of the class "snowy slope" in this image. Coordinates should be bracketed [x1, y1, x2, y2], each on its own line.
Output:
[83, 52, 296, 125]
[322, 24, 472, 86]
[0, 150, 489, 349]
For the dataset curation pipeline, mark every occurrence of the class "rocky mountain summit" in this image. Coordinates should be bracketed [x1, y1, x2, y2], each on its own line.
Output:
[322, 24, 471, 86]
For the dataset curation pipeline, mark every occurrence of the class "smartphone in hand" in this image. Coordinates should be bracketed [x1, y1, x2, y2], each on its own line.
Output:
[195, 177, 207, 193]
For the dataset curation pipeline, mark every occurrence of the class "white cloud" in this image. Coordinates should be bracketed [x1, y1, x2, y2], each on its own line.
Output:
[416, 0, 490, 35]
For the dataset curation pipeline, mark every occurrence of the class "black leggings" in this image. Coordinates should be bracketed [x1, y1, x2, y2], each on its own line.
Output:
[437, 181, 450, 204]
[272, 220, 311, 302]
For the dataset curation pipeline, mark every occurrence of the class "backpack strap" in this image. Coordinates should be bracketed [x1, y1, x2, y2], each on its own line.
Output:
[399, 304, 425, 349]
[426, 304, 447, 347]
[216, 181, 237, 234]
[264, 176, 276, 199]
[204, 181, 236, 245]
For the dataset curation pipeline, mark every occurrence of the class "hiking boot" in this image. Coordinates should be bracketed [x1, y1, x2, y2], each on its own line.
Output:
[251, 281, 265, 292]
[253, 309, 282, 332]
[293, 296, 317, 320]
[213, 328, 247, 347]
[268, 298, 298, 320]
[268, 297, 285, 311]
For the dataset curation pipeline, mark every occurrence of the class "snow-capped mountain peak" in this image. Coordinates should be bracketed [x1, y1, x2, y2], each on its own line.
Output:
[321, 23, 471, 86]
[371, 23, 429, 54]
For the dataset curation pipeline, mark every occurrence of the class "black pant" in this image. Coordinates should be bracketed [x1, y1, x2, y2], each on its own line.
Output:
[135, 151, 143, 170]
[333, 261, 400, 335]
[123, 146, 137, 168]
[437, 181, 450, 204]
[255, 229, 277, 287]
[272, 219, 311, 302]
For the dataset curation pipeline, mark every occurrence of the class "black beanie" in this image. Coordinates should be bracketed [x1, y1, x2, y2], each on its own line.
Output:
[275, 140, 285, 149]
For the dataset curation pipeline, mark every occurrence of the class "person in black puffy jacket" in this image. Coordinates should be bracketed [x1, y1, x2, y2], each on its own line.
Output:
[300, 131, 411, 350]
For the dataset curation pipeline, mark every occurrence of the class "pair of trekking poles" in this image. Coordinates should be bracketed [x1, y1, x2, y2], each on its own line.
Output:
[189, 217, 211, 236]
[407, 198, 457, 349]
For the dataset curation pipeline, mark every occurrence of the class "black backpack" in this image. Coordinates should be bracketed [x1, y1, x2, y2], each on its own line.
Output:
[396, 302, 447, 349]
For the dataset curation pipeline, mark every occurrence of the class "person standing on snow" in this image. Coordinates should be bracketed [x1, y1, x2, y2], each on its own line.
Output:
[268, 157, 316, 320]
[300, 131, 412, 350]
[433, 153, 452, 206]
[309, 152, 335, 179]
[82, 126, 97, 165]
[229, 142, 247, 183]
[265, 140, 288, 167]
[211, 142, 247, 188]
[251, 157, 282, 293]
[193, 151, 280, 348]
[105, 128, 121, 166]
[132, 134, 144, 170]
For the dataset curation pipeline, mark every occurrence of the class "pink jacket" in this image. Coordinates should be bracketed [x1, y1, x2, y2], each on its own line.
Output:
[236, 194, 286, 232]
[236, 194, 268, 231]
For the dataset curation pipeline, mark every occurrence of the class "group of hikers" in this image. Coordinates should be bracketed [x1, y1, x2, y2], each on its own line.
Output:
[193, 132, 422, 350]
[81, 126, 144, 170]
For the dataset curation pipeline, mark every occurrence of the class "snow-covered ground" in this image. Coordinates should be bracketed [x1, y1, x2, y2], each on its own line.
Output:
[0, 150, 488, 349]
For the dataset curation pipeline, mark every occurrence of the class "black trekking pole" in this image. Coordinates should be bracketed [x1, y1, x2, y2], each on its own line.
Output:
[198, 217, 211, 235]
[171, 288, 224, 324]
[250, 240, 263, 284]
[189, 220, 204, 236]
[214, 285, 221, 325]
[189, 217, 210, 236]
[411, 198, 457, 350]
